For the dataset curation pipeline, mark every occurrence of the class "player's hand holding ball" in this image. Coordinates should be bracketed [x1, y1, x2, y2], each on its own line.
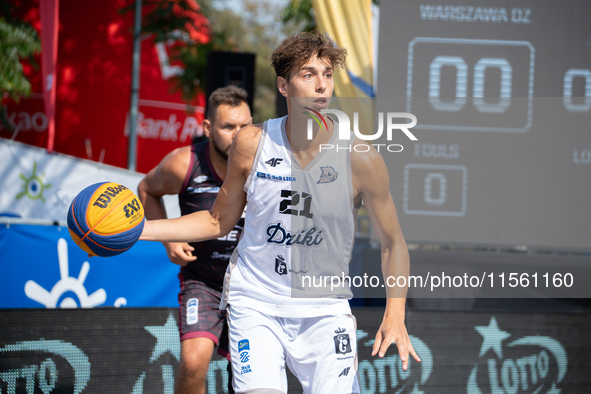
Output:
[67, 182, 145, 257]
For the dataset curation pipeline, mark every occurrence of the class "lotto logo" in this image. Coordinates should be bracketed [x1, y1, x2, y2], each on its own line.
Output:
[406, 38, 534, 132]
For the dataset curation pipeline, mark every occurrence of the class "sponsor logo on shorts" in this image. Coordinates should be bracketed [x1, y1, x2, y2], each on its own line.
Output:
[338, 367, 350, 377]
[275, 255, 287, 275]
[186, 186, 220, 194]
[241, 365, 252, 374]
[186, 298, 198, 325]
[238, 339, 251, 364]
[334, 333, 352, 355]
[266, 222, 324, 247]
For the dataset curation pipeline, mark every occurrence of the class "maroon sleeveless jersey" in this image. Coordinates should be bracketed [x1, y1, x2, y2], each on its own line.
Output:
[178, 140, 244, 288]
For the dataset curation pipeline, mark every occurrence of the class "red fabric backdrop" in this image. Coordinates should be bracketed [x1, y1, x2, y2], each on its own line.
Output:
[0, 0, 206, 173]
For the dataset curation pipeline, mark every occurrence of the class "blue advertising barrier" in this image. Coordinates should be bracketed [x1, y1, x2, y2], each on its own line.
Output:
[0, 224, 179, 308]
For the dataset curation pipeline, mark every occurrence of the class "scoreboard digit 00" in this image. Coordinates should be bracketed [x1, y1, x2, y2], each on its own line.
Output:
[377, 0, 591, 250]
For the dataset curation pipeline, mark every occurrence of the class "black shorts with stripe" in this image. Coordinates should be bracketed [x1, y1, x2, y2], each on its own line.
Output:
[178, 275, 229, 359]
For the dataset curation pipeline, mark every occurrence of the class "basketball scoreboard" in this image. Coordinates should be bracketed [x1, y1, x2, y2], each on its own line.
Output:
[376, 0, 591, 250]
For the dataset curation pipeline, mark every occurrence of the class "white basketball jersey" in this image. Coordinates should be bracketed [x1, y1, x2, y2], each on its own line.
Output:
[222, 116, 358, 317]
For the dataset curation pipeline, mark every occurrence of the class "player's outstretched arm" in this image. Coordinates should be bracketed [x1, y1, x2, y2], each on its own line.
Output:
[140, 125, 260, 244]
[137, 146, 196, 266]
[351, 140, 421, 370]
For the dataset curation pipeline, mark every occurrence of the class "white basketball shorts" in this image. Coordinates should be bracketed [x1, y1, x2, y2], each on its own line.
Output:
[227, 305, 360, 394]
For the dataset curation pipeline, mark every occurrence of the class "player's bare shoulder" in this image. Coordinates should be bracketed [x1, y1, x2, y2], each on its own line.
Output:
[350, 138, 390, 197]
[140, 145, 191, 195]
[229, 123, 263, 176]
[160, 145, 192, 175]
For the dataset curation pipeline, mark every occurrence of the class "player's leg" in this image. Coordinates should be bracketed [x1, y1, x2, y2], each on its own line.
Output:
[177, 277, 228, 394]
[227, 306, 288, 394]
[218, 313, 235, 394]
[176, 337, 215, 394]
[286, 314, 360, 394]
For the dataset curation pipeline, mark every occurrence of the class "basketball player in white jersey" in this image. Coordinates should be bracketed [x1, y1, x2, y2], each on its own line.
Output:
[141, 31, 420, 393]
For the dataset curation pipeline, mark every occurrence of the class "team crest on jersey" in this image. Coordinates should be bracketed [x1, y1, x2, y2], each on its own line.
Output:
[333, 333, 352, 355]
[274, 255, 287, 275]
[317, 166, 338, 184]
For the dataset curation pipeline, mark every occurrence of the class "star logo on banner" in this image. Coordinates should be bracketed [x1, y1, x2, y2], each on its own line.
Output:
[16, 161, 52, 202]
[475, 316, 511, 359]
[145, 314, 180, 363]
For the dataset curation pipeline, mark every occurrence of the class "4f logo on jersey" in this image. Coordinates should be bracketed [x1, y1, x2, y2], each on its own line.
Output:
[317, 166, 338, 184]
[194, 175, 208, 184]
[275, 255, 287, 275]
[265, 157, 283, 167]
[334, 333, 352, 355]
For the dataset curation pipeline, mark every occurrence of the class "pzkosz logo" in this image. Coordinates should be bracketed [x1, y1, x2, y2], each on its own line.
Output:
[333, 329, 352, 355]
[467, 316, 567, 394]
[275, 255, 287, 275]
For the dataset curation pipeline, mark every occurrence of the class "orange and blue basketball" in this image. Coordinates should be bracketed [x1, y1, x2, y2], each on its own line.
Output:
[67, 182, 145, 257]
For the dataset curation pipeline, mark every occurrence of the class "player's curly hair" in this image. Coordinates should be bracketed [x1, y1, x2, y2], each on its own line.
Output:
[271, 31, 347, 80]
